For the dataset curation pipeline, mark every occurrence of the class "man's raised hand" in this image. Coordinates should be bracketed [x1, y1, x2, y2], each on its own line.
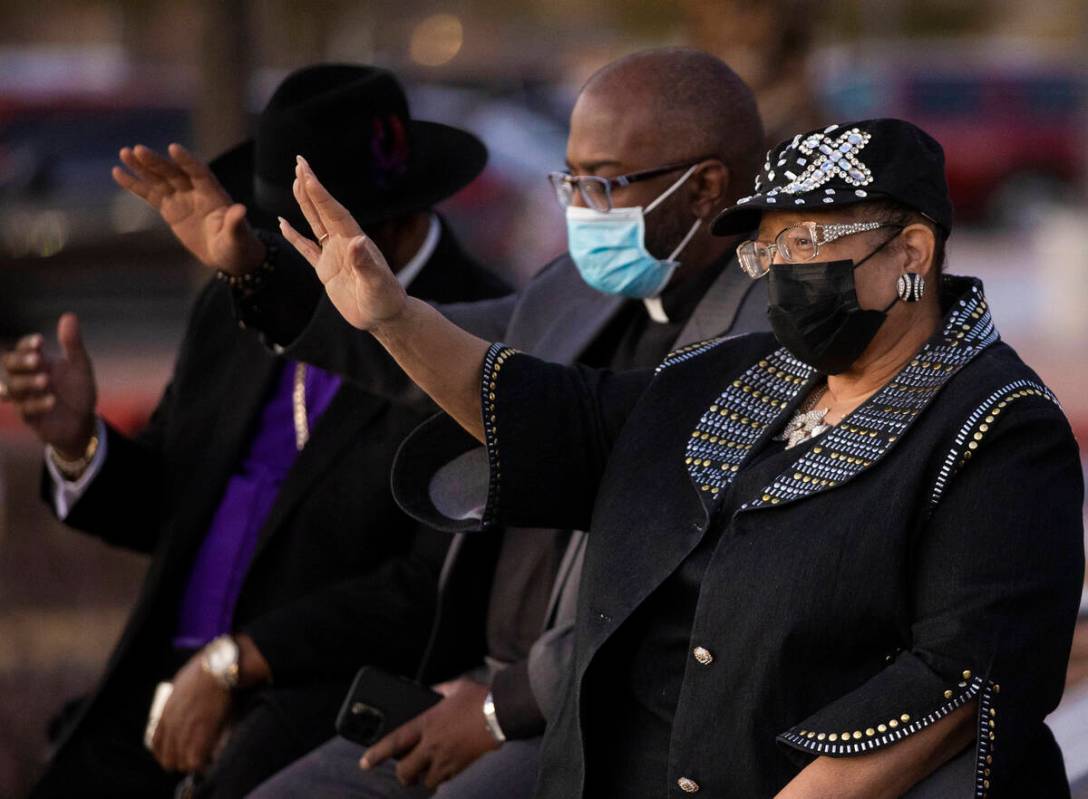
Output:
[0, 314, 97, 458]
[278, 156, 408, 331]
[112, 143, 265, 275]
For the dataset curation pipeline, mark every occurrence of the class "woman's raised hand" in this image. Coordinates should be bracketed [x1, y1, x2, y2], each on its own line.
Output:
[278, 156, 408, 332]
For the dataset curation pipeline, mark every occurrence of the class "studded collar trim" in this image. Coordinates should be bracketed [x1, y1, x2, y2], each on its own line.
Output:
[677, 275, 999, 512]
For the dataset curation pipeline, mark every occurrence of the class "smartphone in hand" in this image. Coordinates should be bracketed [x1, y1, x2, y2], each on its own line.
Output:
[335, 667, 442, 746]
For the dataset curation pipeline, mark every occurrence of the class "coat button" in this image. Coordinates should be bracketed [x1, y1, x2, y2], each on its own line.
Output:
[677, 777, 700, 793]
[692, 646, 714, 665]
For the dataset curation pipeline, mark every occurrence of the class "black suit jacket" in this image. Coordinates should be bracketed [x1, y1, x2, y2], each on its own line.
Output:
[43, 224, 509, 755]
[395, 276, 1084, 798]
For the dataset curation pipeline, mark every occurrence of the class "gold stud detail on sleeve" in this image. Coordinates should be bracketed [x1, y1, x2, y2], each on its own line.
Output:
[962, 670, 972, 680]
[900, 714, 911, 723]
[944, 690, 954, 699]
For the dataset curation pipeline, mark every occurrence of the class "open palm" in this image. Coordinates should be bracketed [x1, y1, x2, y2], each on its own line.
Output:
[0, 314, 97, 455]
[113, 144, 264, 275]
[278, 156, 407, 330]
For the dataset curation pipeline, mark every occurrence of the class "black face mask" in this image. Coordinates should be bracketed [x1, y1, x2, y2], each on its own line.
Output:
[765, 238, 899, 375]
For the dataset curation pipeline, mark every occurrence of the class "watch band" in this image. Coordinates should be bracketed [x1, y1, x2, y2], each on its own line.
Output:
[482, 690, 506, 743]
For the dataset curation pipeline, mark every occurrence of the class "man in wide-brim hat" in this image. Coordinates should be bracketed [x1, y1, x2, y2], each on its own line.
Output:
[6, 63, 507, 799]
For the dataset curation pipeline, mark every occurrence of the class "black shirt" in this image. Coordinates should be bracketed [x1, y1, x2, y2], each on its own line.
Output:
[588, 434, 820, 797]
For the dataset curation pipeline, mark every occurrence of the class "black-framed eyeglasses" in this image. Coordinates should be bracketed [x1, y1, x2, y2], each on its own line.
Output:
[547, 158, 708, 212]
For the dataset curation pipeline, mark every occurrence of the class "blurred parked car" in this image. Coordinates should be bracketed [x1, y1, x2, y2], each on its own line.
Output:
[0, 96, 192, 258]
[0, 69, 570, 281]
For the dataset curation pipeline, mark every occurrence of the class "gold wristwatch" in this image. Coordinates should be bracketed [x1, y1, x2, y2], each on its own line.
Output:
[48, 428, 100, 481]
[201, 635, 241, 689]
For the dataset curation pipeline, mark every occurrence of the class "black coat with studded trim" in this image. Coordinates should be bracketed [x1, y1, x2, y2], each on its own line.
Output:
[393, 276, 1084, 798]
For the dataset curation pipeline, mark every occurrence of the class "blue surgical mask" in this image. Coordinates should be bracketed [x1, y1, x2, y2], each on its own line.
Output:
[566, 164, 702, 299]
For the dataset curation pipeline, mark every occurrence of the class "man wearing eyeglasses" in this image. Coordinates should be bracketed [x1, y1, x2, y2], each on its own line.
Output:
[244, 47, 769, 799]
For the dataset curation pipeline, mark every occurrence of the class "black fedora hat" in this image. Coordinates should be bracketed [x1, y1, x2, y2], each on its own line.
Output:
[210, 63, 487, 230]
[712, 118, 953, 236]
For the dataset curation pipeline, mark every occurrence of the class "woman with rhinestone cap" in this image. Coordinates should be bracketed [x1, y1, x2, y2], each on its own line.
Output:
[277, 118, 1083, 798]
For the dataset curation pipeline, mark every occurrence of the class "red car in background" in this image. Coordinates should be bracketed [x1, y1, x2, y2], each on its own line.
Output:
[820, 55, 1086, 225]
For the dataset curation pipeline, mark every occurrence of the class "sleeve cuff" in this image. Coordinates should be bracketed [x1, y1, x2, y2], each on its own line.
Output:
[46, 418, 108, 519]
[391, 343, 520, 533]
[232, 230, 323, 347]
[393, 413, 494, 532]
[480, 343, 519, 529]
[777, 653, 998, 797]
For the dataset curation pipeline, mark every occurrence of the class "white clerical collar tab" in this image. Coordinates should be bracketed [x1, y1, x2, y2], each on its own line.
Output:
[643, 296, 669, 323]
[396, 214, 441, 289]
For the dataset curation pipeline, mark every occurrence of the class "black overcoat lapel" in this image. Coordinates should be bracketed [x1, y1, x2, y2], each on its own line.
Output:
[249, 386, 388, 560]
[161, 336, 280, 565]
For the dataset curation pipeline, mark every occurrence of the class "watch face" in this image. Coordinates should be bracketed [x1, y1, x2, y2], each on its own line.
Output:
[206, 638, 238, 674]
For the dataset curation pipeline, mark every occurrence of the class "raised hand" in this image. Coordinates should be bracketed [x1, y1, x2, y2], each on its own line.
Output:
[112, 143, 265, 275]
[0, 314, 97, 458]
[280, 154, 489, 443]
[277, 156, 408, 331]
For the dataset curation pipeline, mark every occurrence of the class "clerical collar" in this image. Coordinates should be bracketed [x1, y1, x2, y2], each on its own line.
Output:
[642, 256, 728, 324]
[395, 214, 440, 289]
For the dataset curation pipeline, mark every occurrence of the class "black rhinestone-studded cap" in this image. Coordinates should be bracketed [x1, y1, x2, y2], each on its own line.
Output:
[711, 118, 953, 236]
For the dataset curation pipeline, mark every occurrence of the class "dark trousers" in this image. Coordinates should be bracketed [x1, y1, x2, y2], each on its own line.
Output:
[27, 677, 347, 799]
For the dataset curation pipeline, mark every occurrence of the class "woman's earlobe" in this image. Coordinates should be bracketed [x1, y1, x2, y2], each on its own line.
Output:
[901, 223, 937, 278]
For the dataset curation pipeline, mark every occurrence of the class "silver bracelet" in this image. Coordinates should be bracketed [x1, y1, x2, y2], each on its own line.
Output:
[482, 691, 506, 743]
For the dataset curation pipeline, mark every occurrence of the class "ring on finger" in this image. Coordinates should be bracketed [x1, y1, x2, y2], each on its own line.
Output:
[318, 233, 330, 247]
